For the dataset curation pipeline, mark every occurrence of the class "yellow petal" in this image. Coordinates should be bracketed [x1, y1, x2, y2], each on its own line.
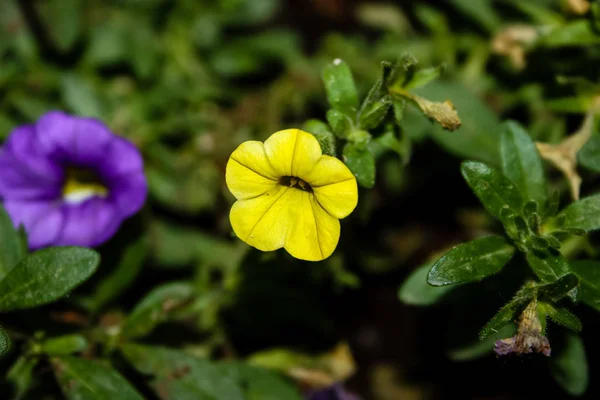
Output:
[229, 185, 293, 251]
[285, 191, 340, 261]
[264, 129, 322, 177]
[226, 141, 278, 200]
[230, 186, 341, 261]
[303, 156, 358, 219]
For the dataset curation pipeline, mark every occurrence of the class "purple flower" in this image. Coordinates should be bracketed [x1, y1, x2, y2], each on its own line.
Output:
[0, 111, 147, 249]
[306, 384, 361, 400]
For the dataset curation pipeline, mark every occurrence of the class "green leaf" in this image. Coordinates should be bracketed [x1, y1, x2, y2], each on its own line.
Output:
[525, 251, 571, 284]
[569, 260, 600, 311]
[541, 20, 600, 47]
[540, 302, 581, 332]
[460, 161, 524, 222]
[52, 356, 144, 400]
[322, 59, 359, 116]
[550, 333, 588, 396]
[121, 282, 195, 339]
[479, 285, 536, 340]
[61, 74, 104, 119]
[41, 334, 88, 356]
[358, 95, 392, 130]
[216, 362, 303, 400]
[0, 325, 10, 356]
[538, 274, 579, 302]
[0, 247, 100, 312]
[146, 152, 220, 214]
[89, 236, 148, 312]
[403, 64, 446, 90]
[398, 263, 458, 305]
[38, 0, 82, 52]
[500, 121, 547, 206]
[326, 109, 352, 138]
[223, 0, 280, 26]
[372, 126, 410, 163]
[578, 135, 600, 172]
[85, 23, 128, 66]
[343, 143, 375, 188]
[557, 193, 600, 232]
[449, 0, 500, 32]
[121, 343, 245, 400]
[150, 219, 246, 270]
[0, 204, 25, 281]
[427, 236, 515, 286]
[6, 355, 38, 399]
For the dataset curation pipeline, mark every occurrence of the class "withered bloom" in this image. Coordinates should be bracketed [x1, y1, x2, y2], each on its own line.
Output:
[494, 298, 551, 357]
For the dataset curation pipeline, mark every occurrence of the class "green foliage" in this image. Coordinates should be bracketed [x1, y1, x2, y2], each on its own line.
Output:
[0, 247, 100, 312]
[479, 284, 536, 340]
[537, 274, 579, 302]
[427, 236, 515, 286]
[121, 343, 301, 399]
[550, 333, 589, 396]
[448, 324, 515, 362]
[343, 143, 376, 188]
[569, 260, 600, 311]
[322, 59, 359, 117]
[525, 251, 571, 284]
[578, 135, 600, 172]
[557, 193, 600, 232]
[87, 236, 148, 313]
[41, 334, 88, 356]
[0, 204, 26, 280]
[500, 121, 547, 207]
[6, 356, 38, 399]
[121, 282, 195, 340]
[0, 326, 9, 357]
[460, 161, 523, 222]
[398, 263, 458, 305]
[52, 356, 145, 400]
[539, 302, 581, 332]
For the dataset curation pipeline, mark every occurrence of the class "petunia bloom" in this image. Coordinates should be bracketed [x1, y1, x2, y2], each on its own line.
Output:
[225, 129, 358, 261]
[0, 111, 147, 249]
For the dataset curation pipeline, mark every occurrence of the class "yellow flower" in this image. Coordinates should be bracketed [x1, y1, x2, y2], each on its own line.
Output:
[226, 129, 358, 261]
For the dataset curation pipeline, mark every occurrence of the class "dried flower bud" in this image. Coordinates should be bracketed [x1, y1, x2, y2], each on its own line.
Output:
[494, 298, 551, 357]
[491, 25, 538, 70]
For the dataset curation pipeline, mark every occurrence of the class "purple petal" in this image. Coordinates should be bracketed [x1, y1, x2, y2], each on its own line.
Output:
[0, 155, 62, 200]
[36, 111, 113, 166]
[0, 130, 63, 200]
[108, 172, 147, 218]
[3, 200, 64, 249]
[0, 126, 64, 200]
[96, 136, 144, 179]
[54, 198, 122, 247]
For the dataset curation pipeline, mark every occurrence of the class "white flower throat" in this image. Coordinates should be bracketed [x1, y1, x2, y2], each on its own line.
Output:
[62, 167, 108, 204]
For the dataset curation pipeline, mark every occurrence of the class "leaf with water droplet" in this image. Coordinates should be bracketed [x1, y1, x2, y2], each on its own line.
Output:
[461, 161, 524, 224]
[428, 236, 515, 286]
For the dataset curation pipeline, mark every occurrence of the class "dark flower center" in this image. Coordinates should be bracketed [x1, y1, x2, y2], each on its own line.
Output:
[279, 176, 313, 192]
[62, 167, 108, 203]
